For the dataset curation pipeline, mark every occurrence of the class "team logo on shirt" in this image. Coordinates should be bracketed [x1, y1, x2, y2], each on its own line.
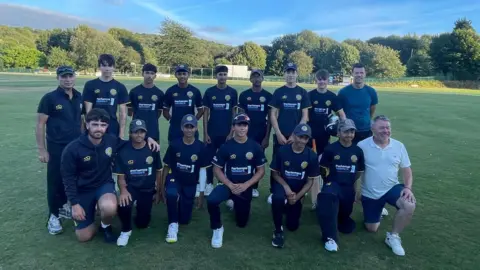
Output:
[152, 95, 158, 101]
[83, 156, 91, 162]
[191, 154, 198, 162]
[334, 155, 340, 160]
[212, 96, 217, 100]
[259, 96, 266, 103]
[110, 89, 117, 96]
[282, 95, 287, 100]
[176, 152, 181, 157]
[187, 91, 193, 98]
[314, 101, 318, 105]
[225, 95, 231, 101]
[246, 152, 253, 160]
[146, 156, 153, 164]
[138, 95, 143, 100]
[351, 155, 358, 163]
[325, 100, 331, 106]
[301, 161, 308, 169]
[230, 154, 236, 160]
[94, 89, 100, 94]
[296, 94, 302, 101]
[247, 97, 252, 101]
[105, 147, 112, 157]
[170, 178, 175, 182]
[284, 161, 290, 166]
[56, 104, 63, 110]
[128, 160, 134, 165]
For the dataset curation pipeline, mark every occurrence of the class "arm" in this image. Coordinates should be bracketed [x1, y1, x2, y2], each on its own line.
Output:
[35, 113, 49, 163]
[84, 102, 93, 114]
[245, 166, 265, 188]
[300, 108, 309, 124]
[272, 170, 292, 194]
[270, 107, 281, 136]
[337, 109, 346, 120]
[196, 107, 204, 120]
[119, 104, 127, 138]
[296, 177, 315, 199]
[203, 108, 210, 142]
[213, 165, 234, 188]
[369, 88, 378, 119]
[163, 108, 171, 121]
[402, 167, 413, 190]
[370, 105, 376, 119]
[117, 174, 128, 192]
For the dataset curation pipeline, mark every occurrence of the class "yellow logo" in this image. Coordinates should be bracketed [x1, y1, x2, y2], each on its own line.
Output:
[110, 89, 117, 96]
[187, 91, 193, 98]
[135, 120, 142, 125]
[259, 96, 266, 103]
[325, 100, 331, 106]
[138, 95, 143, 100]
[55, 104, 63, 110]
[225, 95, 231, 101]
[146, 156, 153, 164]
[301, 126, 308, 131]
[187, 116, 193, 121]
[246, 152, 253, 160]
[191, 154, 198, 162]
[176, 152, 181, 158]
[314, 101, 318, 105]
[334, 155, 340, 160]
[105, 147, 112, 157]
[351, 155, 358, 163]
[284, 161, 290, 166]
[282, 95, 287, 100]
[247, 97, 252, 101]
[170, 178, 175, 182]
[296, 94, 302, 101]
[173, 93, 178, 97]
[230, 154, 236, 160]
[94, 89, 100, 94]
[83, 156, 91, 162]
[128, 160, 134, 165]
[301, 161, 308, 169]
[326, 182, 331, 186]
[152, 95, 158, 101]
[212, 96, 217, 100]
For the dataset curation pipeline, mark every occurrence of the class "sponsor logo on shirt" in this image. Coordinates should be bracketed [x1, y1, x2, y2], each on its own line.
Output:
[177, 162, 194, 173]
[174, 100, 191, 107]
[285, 170, 304, 180]
[231, 166, 251, 175]
[130, 168, 150, 176]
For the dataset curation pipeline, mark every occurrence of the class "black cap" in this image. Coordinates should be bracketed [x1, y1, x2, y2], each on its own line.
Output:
[181, 114, 197, 127]
[130, 119, 147, 133]
[293, 123, 312, 138]
[175, 64, 189, 73]
[284, 62, 297, 72]
[57, 66, 75, 76]
[250, 69, 263, 77]
[232, 113, 250, 125]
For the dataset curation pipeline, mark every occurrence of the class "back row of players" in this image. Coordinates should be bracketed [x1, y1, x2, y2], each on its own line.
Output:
[36, 54, 416, 256]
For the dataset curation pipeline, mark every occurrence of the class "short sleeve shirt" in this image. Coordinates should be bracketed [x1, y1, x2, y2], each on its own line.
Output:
[308, 89, 342, 138]
[337, 85, 378, 132]
[203, 86, 238, 138]
[319, 141, 365, 186]
[128, 84, 164, 140]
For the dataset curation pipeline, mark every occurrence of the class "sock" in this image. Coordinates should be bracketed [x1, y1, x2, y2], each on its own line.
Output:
[101, 221, 110, 228]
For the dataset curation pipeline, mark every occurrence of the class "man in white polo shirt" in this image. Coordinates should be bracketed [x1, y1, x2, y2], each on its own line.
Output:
[357, 115, 416, 256]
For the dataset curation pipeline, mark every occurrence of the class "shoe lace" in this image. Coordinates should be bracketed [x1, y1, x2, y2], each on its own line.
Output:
[168, 223, 177, 234]
[50, 216, 60, 226]
[390, 233, 402, 244]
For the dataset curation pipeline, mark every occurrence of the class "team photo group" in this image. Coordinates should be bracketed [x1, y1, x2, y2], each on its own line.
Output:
[36, 53, 416, 257]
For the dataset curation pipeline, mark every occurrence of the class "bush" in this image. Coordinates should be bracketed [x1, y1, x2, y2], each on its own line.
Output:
[368, 80, 480, 89]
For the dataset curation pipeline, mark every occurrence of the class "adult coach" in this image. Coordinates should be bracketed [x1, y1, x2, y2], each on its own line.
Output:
[163, 64, 204, 142]
[203, 65, 238, 195]
[268, 63, 310, 204]
[236, 69, 272, 198]
[208, 113, 266, 248]
[358, 115, 416, 256]
[338, 63, 378, 144]
[82, 54, 129, 138]
[308, 69, 345, 209]
[270, 123, 320, 248]
[36, 66, 82, 235]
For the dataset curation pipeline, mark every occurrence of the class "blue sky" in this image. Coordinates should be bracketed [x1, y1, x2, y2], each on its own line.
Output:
[0, 0, 479, 45]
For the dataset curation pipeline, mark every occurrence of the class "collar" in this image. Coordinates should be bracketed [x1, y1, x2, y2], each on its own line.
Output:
[369, 136, 392, 150]
[56, 87, 80, 98]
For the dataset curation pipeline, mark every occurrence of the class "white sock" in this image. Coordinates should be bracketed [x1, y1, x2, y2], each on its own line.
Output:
[101, 221, 110, 228]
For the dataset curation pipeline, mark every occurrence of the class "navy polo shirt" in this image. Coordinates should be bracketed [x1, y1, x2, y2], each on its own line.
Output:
[238, 88, 273, 141]
[203, 86, 238, 138]
[319, 141, 365, 186]
[337, 85, 378, 132]
[163, 138, 211, 186]
[308, 89, 342, 138]
[114, 142, 163, 193]
[163, 84, 203, 141]
[82, 78, 129, 136]
[212, 138, 267, 184]
[37, 87, 83, 145]
[269, 86, 311, 137]
[128, 84, 165, 141]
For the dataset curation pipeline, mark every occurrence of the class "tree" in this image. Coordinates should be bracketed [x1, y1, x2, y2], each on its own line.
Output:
[318, 43, 360, 74]
[214, 57, 231, 65]
[407, 50, 433, 76]
[237, 42, 266, 69]
[142, 47, 157, 65]
[0, 45, 43, 68]
[47, 47, 74, 68]
[450, 25, 480, 80]
[360, 44, 406, 78]
[288, 50, 313, 76]
[266, 49, 285, 76]
[430, 33, 455, 76]
[116, 47, 141, 73]
[454, 18, 474, 31]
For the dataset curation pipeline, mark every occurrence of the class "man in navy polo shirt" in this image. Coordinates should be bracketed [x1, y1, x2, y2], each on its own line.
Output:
[36, 66, 83, 235]
[237, 69, 272, 198]
[270, 123, 320, 248]
[114, 119, 163, 247]
[203, 65, 238, 196]
[208, 113, 266, 248]
[163, 64, 204, 142]
[82, 54, 129, 138]
[268, 63, 310, 204]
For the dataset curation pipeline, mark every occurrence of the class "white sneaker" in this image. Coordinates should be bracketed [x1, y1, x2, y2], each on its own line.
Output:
[165, 223, 179, 243]
[205, 184, 214, 196]
[58, 203, 72, 219]
[324, 238, 338, 252]
[211, 226, 224, 248]
[47, 214, 63, 235]
[252, 189, 260, 198]
[382, 208, 389, 217]
[385, 232, 405, 256]
[267, 194, 273, 204]
[226, 199, 234, 211]
[117, 231, 132, 247]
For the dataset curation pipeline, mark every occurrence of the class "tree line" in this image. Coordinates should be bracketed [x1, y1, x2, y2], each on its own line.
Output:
[0, 18, 478, 80]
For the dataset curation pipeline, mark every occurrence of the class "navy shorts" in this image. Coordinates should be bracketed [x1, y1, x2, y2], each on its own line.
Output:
[361, 184, 404, 224]
[74, 182, 117, 230]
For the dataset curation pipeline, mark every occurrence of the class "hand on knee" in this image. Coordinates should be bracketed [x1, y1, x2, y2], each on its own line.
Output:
[400, 200, 416, 215]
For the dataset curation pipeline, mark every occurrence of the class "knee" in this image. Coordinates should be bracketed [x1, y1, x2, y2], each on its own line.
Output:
[272, 193, 285, 205]
[166, 189, 178, 201]
[75, 228, 95, 242]
[286, 223, 299, 232]
[365, 223, 380, 233]
[207, 195, 221, 206]
[401, 201, 416, 215]
[99, 201, 117, 216]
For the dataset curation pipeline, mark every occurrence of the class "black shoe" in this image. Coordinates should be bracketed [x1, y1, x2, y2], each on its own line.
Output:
[100, 225, 117, 243]
[271, 230, 284, 248]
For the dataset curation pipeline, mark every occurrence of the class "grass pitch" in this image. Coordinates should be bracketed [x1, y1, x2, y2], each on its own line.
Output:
[0, 74, 478, 270]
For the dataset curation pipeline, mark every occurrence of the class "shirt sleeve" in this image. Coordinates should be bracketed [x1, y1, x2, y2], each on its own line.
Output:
[238, 92, 247, 111]
[337, 89, 346, 109]
[369, 87, 378, 106]
[195, 88, 203, 108]
[399, 143, 411, 168]
[82, 81, 96, 103]
[232, 88, 238, 108]
[158, 90, 165, 111]
[254, 144, 267, 167]
[128, 89, 136, 109]
[61, 144, 79, 205]
[113, 153, 125, 175]
[155, 151, 163, 171]
[163, 144, 173, 168]
[300, 88, 311, 109]
[332, 94, 343, 112]
[163, 89, 172, 109]
[118, 83, 129, 105]
[357, 148, 365, 172]
[202, 89, 211, 109]
[307, 151, 321, 178]
[212, 144, 227, 168]
[37, 94, 51, 115]
[268, 89, 282, 109]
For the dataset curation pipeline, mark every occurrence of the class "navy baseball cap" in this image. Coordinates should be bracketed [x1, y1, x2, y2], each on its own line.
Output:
[293, 123, 312, 138]
[130, 119, 147, 133]
[250, 69, 263, 77]
[284, 62, 297, 72]
[175, 64, 189, 73]
[57, 66, 75, 76]
[232, 113, 250, 125]
[181, 114, 198, 127]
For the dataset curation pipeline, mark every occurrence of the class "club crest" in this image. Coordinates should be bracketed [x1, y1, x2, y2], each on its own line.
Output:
[110, 89, 117, 96]
[282, 95, 287, 100]
[225, 95, 231, 101]
[325, 100, 331, 106]
[296, 94, 302, 101]
[351, 155, 358, 163]
[152, 95, 158, 101]
[301, 126, 308, 131]
[173, 93, 178, 97]
[176, 152, 181, 158]
[247, 97, 252, 101]
[212, 96, 217, 100]
[186, 116, 193, 121]
[259, 96, 266, 103]
[246, 152, 253, 160]
[138, 95, 143, 100]
[146, 156, 153, 164]
[191, 154, 198, 162]
[105, 147, 112, 157]
[230, 154, 236, 160]
[301, 161, 308, 169]
[314, 100, 318, 105]
[187, 91, 193, 98]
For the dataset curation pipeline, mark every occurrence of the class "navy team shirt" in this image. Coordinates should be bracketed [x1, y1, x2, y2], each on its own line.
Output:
[82, 78, 129, 136]
[163, 84, 203, 141]
[37, 87, 83, 145]
[163, 138, 211, 186]
[269, 86, 311, 137]
[238, 88, 273, 142]
[203, 86, 238, 138]
[128, 84, 165, 141]
[212, 138, 267, 184]
[270, 144, 320, 191]
[114, 142, 163, 193]
[337, 85, 378, 132]
[319, 141, 365, 186]
[308, 89, 342, 138]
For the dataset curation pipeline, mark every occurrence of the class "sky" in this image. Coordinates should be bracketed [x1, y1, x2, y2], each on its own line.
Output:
[0, 0, 479, 45]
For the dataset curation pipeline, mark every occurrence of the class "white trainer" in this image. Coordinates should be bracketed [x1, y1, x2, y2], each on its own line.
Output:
[205, 184, 214, 196]
[166, 223, 179, 243]
[211, 226, 224, 248]
[117, 231, 132, 247]
[382, 208, 389, 217]
[47, 214, 63, 235]
[252, 189, 260, 198]
[58, 203, 72, 219]
[385, 232, 405, 256]
[267, 194, 273, 204]
[324, 238, 338, 252]
[226, 199, 234, 211]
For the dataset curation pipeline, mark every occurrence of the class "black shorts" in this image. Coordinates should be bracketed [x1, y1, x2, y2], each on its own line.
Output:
[74, 182, 116, 230]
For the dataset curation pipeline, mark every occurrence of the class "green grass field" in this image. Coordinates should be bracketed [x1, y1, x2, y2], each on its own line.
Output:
[0, 74, 479, 270]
